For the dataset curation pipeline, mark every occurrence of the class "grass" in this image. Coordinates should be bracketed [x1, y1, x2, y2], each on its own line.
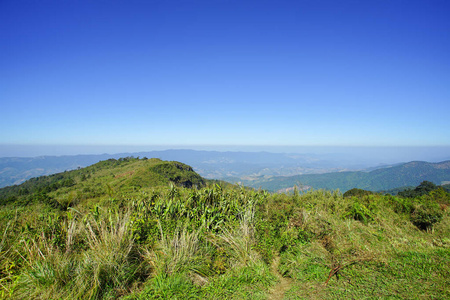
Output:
[274, 190, 450, 299]
[10, 210, 143, 300]
[143, 225, 209, 277]
[0, 158, 449, 299]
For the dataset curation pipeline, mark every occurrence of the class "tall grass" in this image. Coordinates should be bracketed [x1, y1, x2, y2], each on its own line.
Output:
[12, 210, 144, 300]
[14, 232, 76, 299]
[2, 182, 449, 299]
[212, 202, 259, 267]
[0, 220, 18, 298]
[143, 224, 209, 278]
[75, 211, 142, 299]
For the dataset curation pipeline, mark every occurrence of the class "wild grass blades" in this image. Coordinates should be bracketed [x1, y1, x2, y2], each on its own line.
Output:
[0, 221, 13, 272]
[75, 209, 142, 299]
[0, 220, 17, 298]
[64, 217, 78, 254]
[199, 260, 275, 300]
[14, 231, 76, 300]
[211, 201, 259, 268]
[143, 222, 209, 278]
[12, 208, 144, 300]
[0, 220, 11, 254]
[136, 272, 201, 300]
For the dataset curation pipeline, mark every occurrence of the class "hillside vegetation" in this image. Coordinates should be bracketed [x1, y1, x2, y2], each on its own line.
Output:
[0, 157, 205, 208]
[0, 158, 449, 299]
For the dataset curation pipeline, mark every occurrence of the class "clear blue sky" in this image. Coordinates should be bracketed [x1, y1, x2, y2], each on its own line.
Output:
[1, 0, 449, 151]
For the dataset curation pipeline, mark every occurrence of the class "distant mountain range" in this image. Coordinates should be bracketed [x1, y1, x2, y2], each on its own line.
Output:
[0, 150, 385, 188]
[233, 161, 450, 192]
[1, 150, 449, 192]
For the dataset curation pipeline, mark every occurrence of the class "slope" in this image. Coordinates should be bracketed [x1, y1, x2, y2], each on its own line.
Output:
[0, 157, 205, 207]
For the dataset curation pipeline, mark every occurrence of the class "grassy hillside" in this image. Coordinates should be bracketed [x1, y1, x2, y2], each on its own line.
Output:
[0, 157, 205, 208]
[0, 155, 118, 188]
[243, 160, 450, 192]
[0, 158, 449, 299]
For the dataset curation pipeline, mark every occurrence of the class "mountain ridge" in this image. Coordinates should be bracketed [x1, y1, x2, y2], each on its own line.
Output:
[1, 150, 449, 194]
[0, 149, 391, 188]
[234, 160, 450, 192]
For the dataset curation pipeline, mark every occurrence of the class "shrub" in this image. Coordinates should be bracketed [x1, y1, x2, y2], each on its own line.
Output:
[343, 188, 373, 198]
[344, 200, 374, 224]
[387, 195, 413, 214]
[410, 199, 443, 231]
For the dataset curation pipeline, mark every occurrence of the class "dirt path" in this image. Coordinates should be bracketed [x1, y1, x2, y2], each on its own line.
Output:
[268, 255, 293, 300]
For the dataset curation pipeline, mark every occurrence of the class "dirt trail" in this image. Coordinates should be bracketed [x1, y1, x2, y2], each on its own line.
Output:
[268, 255, 293, 300]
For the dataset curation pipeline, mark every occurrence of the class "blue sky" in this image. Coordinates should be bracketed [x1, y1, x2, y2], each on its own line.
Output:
[1, 0, 449, 153]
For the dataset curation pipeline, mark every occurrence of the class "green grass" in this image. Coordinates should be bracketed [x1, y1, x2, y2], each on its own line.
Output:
[0, 158, 449, 299]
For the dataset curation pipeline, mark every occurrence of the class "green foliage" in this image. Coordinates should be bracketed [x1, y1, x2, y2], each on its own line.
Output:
[149, 161, 205, 188]
[0, 174, 76, 206]
[279, 244, 330, 282]
[387, 194, 414, 214]
[343, 188, 373, 198]
[131, 272, 201, 300]
[0, 158, 209, 208]
[389, 181, 449, 231]
[197, 261, 275, 300]
[343, 199, 375, 224]
[398, 180, 438, 198]
[410, 198, 443, 231]
[11, 210, 144, 300]
[143, 226, 210, 277]
[0, 159, 449, 299]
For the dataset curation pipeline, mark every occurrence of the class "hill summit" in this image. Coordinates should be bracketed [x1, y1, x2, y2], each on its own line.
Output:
[0, 157, 205, 207]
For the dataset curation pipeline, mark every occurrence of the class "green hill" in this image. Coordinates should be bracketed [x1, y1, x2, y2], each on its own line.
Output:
[0, 158, 449, 299]
[241, 160, 450, 192]
[0, 157, 205, 207]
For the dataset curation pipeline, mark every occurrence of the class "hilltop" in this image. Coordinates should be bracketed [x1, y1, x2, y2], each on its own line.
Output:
[0, 157, 206, 207]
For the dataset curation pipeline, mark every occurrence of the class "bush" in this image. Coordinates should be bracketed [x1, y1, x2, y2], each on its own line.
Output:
[410, 199, 443, 231]
[344, 200, 375, 224]
[398, 181, 439, 198]
[343, 188, 373, 198]
[387, 195, 413, 214]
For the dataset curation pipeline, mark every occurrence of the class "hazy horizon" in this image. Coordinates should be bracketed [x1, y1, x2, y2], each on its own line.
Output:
[1, 144, 449, 165]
